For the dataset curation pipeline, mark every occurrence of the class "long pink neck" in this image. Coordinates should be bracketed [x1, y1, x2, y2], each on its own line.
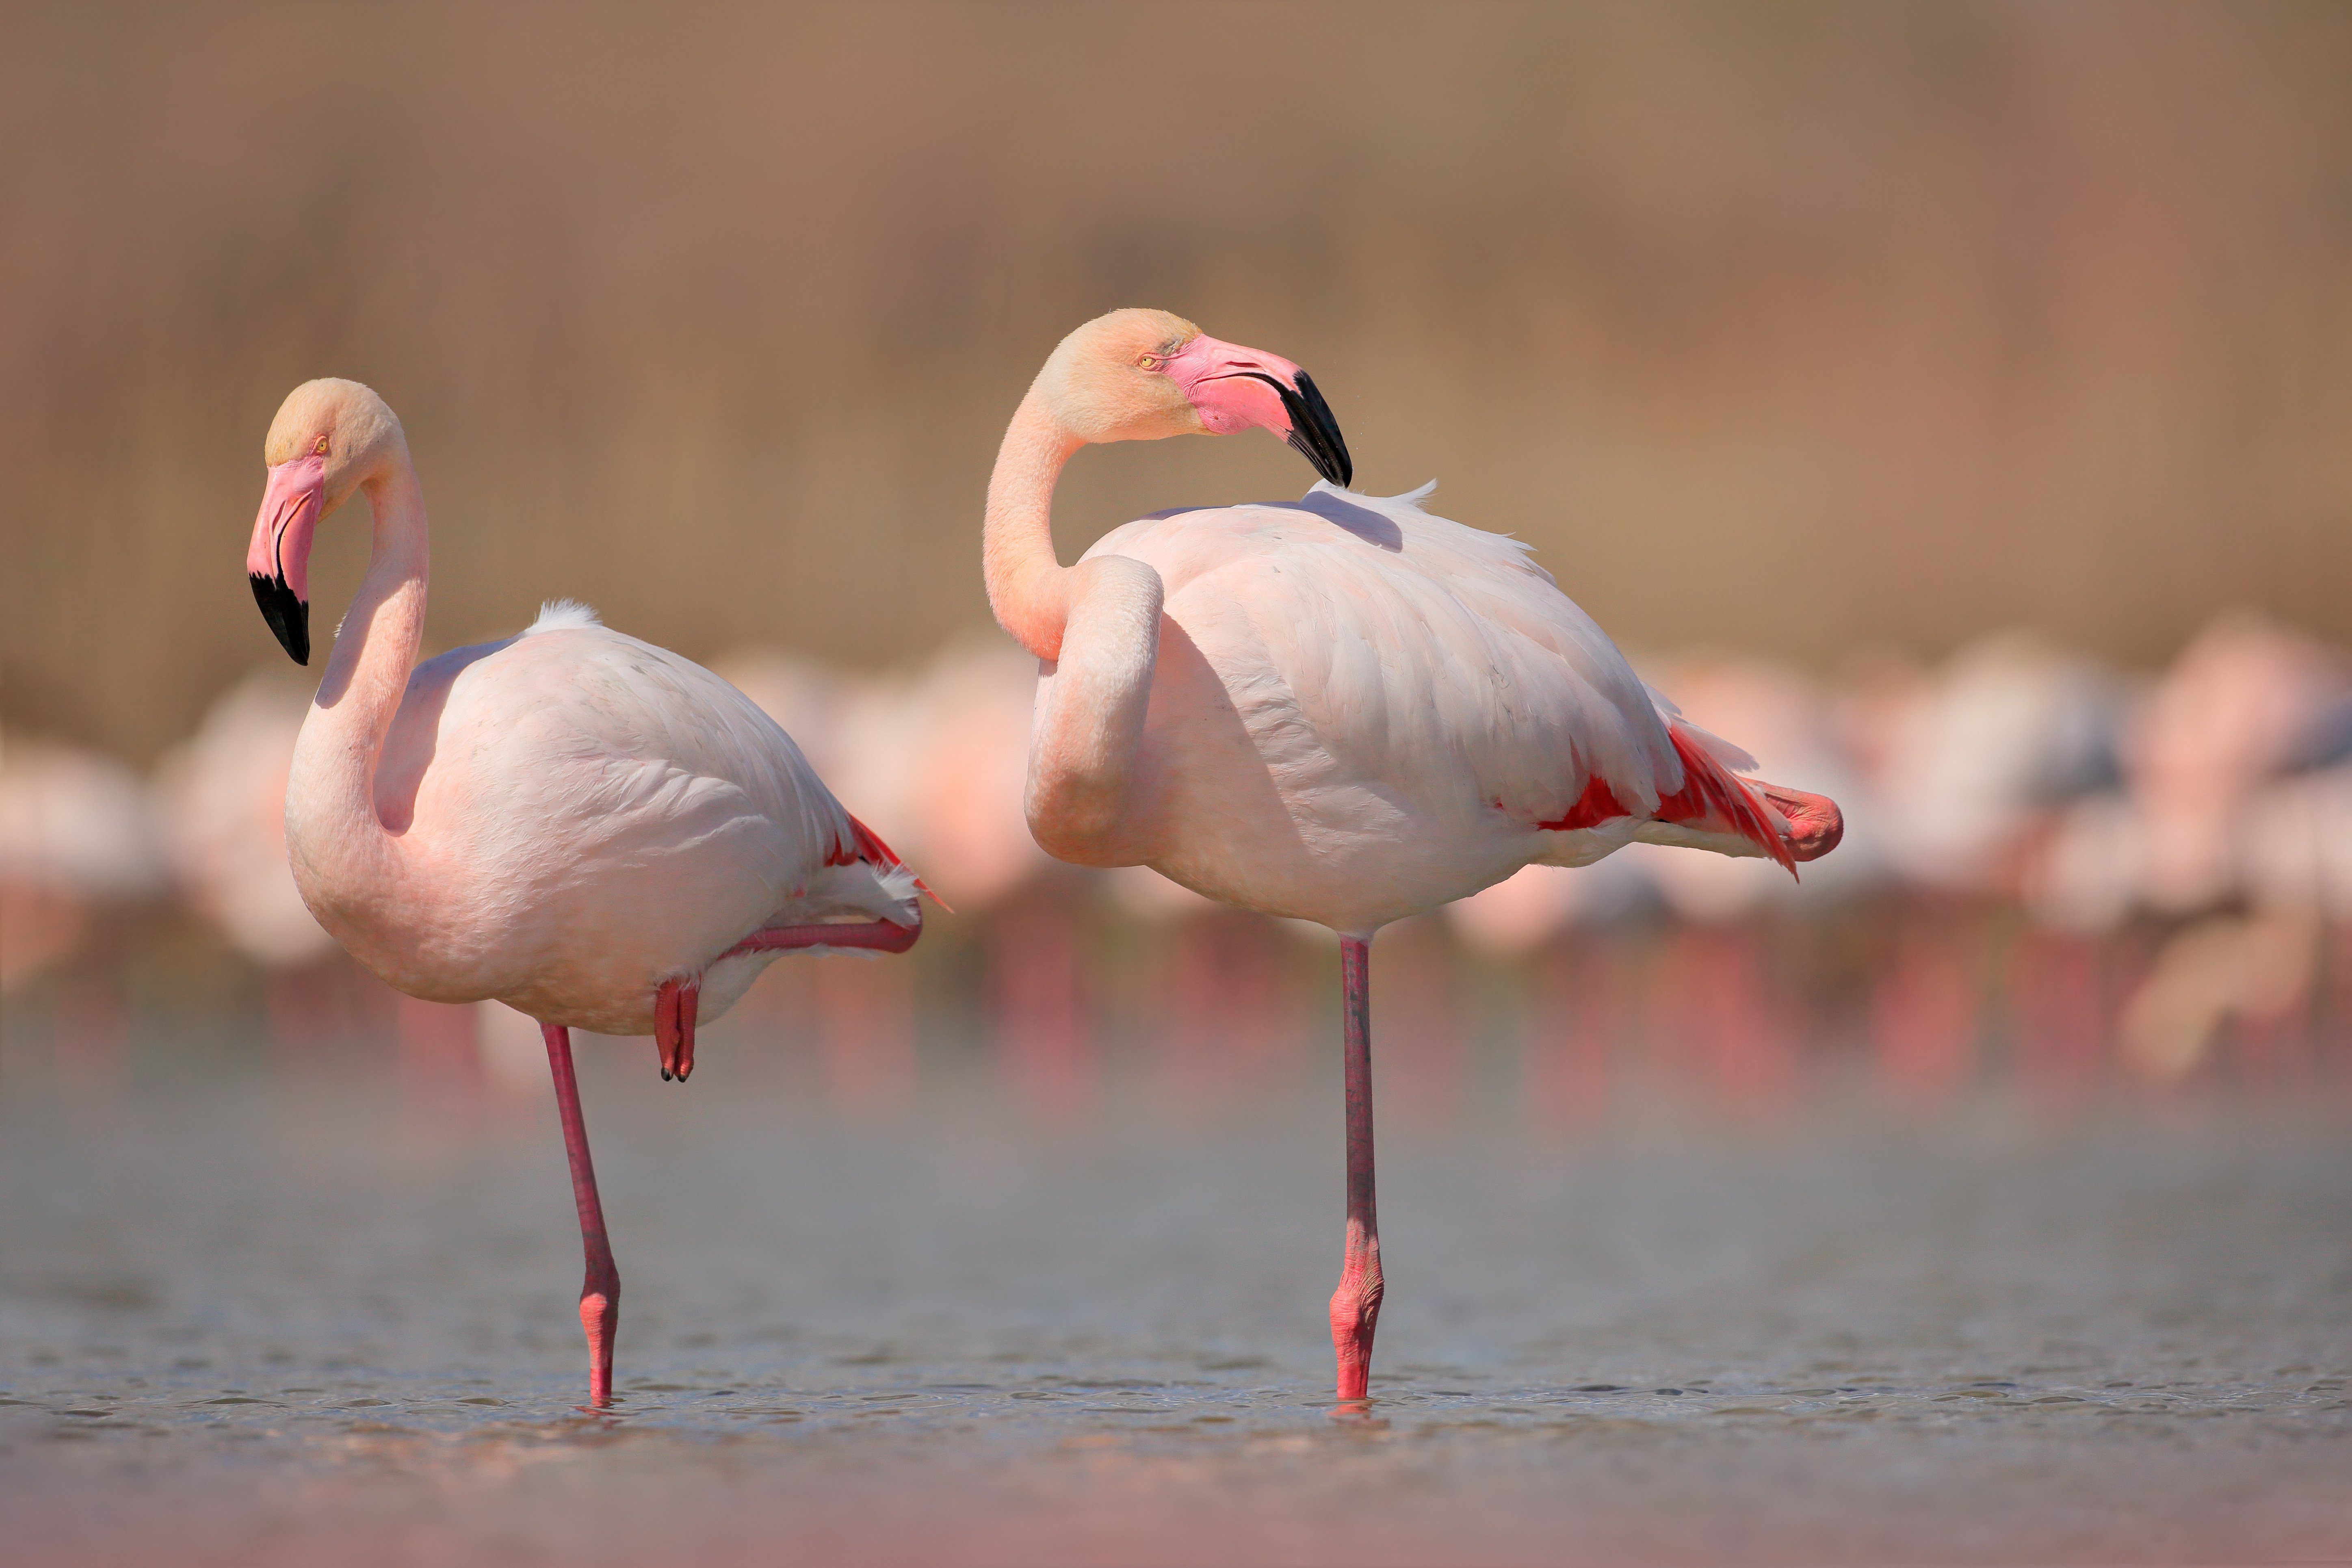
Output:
[983, 390, 1084, 660]
[288, 455, 427, 894]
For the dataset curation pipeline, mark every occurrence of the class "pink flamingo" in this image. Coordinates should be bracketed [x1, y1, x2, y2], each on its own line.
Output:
[242, 380, 924, 1406]
[0, 730, 164, 1092]
[982, 309, 1843, 1400]
[0, 730, 166, 993]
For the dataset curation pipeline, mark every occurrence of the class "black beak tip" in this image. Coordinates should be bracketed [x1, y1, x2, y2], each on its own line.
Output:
[250, 573, 310, 665]
[1281, 370, 1353, 490]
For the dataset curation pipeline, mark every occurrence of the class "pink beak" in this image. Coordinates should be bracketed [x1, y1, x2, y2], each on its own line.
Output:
[247, 453, 325, 664]
[1165, 334, 1353, 487]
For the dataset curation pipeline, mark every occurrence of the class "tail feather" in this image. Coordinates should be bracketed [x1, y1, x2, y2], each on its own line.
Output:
[834, 812, 948, 911]
[1531, 723, 1817, 878]
[1657, 724, 1799, 876]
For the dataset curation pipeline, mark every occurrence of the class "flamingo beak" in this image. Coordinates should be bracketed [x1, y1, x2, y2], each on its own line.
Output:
[1278, 371, 1353, 489]
[1167, 335, 1354, 488]
[247, 453, 325, 665]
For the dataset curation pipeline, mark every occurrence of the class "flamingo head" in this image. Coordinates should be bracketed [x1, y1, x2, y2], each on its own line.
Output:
[1037, 308, 1351, 487]
[247, 378, 405, 664]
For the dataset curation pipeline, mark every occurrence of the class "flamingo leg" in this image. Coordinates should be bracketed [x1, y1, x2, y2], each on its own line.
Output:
[727, 918, 921, 957]
[1329, 933, 1384, 1401]
[542, 1022, 620, 1407]
[652, 919, 917, 1085]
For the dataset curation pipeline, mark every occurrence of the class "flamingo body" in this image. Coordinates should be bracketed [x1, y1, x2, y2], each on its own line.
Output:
[1068, 483, 1810, 932]
[308, 603, 916, 1034]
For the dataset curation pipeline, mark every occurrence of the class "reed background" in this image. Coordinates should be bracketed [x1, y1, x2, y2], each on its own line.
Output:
[6, 0, 2352, 760]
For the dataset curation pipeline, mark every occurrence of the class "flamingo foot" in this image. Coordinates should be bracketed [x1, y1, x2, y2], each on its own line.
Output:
[648, 922, 919, 1082]
[654, 977, 700, 1082]
[580, 1271, 619, 1407]
[1329, 1223, 1384, 1402]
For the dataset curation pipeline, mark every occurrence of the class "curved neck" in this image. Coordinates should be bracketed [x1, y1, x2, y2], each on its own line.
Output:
[290, 455, 428, 879]
[984, 389, 1084, 660]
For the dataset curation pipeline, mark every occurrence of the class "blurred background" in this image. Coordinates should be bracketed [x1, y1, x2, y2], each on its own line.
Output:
[6, 0, 2352, 1119]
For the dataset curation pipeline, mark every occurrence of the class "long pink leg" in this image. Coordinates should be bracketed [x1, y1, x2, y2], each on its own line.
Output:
[542, 1022, 619, 1407]
[1330, 933, 1384, 1401]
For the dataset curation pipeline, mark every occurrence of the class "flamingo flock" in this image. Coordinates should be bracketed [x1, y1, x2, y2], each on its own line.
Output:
[6, 312, 2350, 1407]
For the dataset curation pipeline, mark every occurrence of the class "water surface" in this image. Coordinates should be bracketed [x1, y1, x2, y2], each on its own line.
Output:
[4, 1035, 2348, 1565]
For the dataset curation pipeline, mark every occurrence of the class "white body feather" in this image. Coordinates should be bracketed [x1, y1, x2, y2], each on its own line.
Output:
[289, 601, 916, 1035]
[1067, 483, 1720, 932]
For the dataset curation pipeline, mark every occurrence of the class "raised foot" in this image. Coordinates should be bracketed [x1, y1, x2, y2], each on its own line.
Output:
[1328, 1261, 1384, 1401]
[654, 977, 700, 1082]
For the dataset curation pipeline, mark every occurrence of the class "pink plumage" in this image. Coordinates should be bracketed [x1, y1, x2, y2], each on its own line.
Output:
[983, 310, 1845, 1401]
[240, 379, 924, 1407]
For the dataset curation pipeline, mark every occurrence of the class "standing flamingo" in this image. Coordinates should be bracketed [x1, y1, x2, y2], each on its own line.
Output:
[241, 380, 923, 1405]
[983, 309, 1844, 1400]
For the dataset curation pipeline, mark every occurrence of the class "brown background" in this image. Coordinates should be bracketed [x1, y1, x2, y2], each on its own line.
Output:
[7, 0, 2350, 760]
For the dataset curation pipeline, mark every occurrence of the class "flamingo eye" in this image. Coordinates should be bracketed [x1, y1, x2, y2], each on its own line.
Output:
[1137, 353, 1161, 371]
[312, 435, 330, 457]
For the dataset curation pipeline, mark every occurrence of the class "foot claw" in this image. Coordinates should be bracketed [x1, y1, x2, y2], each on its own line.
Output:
[653, 977, 700, 1084]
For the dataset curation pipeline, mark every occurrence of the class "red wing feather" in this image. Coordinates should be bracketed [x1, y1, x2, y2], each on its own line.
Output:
[1656, 724, 1797, 875]
[829, 812, 948, 910]
[1535, 723, 1797, 877]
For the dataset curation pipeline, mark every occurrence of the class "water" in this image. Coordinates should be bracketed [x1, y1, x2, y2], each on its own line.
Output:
[4, 1031, 2349, 1566]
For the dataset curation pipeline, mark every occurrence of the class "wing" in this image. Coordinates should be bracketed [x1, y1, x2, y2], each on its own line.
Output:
[1087, 482, 1685, 825]
[398, 609, 913, 941]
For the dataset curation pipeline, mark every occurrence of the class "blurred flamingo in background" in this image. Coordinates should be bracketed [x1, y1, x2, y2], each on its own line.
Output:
[153, 672, 368, 1056]
[1448, 857, 1655, 1129]
[0, 729, 167, 992]
[1856, 632, 2124, 898]
[711, 649, 923, 1109]
[2124, 614, 2348, 916]
[1854, 634, 2128, 1107]
[721, 639, 1098, 1111]
[1618, 658, 1874, 1113]
[154, 674, 333, 972]
[0, 729, 166, 1088]
[982, 309, 1843, 1400]
[241, 379, 924, 1406]
[888, 641, 1099, 1112]
[2100, 617, 2352, 1085]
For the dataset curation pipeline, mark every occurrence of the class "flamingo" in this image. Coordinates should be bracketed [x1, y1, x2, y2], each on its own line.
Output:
[0, 730, 166, 996]
[1858, 632, 2124, 897]
[2125, 613, 2347, 915]
[241, 380, 924, 1405]
[981, 309, 1844, 1399]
